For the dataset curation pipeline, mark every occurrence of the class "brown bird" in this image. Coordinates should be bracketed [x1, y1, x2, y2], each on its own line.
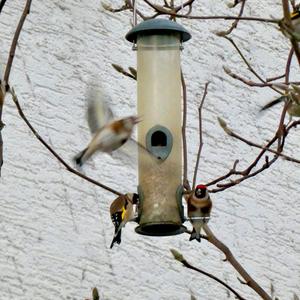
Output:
[74, 87, 140, 166]
[186, 184, 212, 242]
[110, 193, 139, 248]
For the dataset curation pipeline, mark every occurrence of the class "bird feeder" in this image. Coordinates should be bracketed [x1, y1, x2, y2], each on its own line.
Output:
[126, 19, 191, 236]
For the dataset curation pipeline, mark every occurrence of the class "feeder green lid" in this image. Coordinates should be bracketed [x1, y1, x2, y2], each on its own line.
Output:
[126, 19, 191, 43]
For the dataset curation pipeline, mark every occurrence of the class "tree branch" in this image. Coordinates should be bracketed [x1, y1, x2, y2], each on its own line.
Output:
[141, 1, 278, 23]
[207, 102, 289, 192]
[3, 0, 32, 86]
[0, 0, 32, 176]
[102, 0, 148, 20]
[285, 47, 294, 84]
[221, 36, 283, 95]
[10, 88, 122, 196]
[170, 249, 247, 300]
[216, 0, 247, 36]
[223, 67, 300, 87]
[192, 82, 209, 190]
[203, 225, 272, 300]
[218, 118, 300, 164]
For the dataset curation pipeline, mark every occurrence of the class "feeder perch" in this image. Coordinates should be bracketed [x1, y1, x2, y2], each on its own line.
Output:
[126, 19, 191, 236]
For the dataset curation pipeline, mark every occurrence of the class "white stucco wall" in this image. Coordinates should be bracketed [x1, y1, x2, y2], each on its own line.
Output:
[0, 1, 299, 299]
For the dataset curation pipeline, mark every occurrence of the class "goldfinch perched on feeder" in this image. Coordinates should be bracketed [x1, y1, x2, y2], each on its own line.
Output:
[186, 184, 212, 242]
[74, 88, 141, 166]
[110, 193, 139, 249]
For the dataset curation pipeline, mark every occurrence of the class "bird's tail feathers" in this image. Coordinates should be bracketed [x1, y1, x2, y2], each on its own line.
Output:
[189, 228, 201, 242]
[73, 148, 88, 166]
[260, 96, 287, 111]
[110, 229, 122, 249]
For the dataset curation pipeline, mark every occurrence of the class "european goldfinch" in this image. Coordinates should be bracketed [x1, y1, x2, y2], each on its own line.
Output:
[110, 193, 139, 248]
[74, 87, 140, 166]
[186, 184, 212, 242]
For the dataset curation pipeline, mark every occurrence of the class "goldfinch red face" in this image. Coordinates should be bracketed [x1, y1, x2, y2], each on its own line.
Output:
[195, 184, 207, 198]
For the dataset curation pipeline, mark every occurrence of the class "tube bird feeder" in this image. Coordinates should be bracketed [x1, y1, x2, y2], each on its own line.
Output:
[126, 19, 191, 236]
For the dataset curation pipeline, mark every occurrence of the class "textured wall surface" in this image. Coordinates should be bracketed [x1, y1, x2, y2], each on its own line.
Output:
[0, 1, 299, 299]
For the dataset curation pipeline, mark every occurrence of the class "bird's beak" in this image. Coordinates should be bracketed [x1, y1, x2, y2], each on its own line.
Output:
[133, 116, 142, 124]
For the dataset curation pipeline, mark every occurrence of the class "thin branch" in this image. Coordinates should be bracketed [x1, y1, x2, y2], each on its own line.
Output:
[203, 225, 272, 300]
[3, 0, 32, 85]
[224, 67, 300, 87]
[266, 74, 285, 82]
[10, 88, 122, 196]
[141, 1, 279, 23]
[221, 36, 283, 95]
[223, 68, 276, 87]
[207, 102, 289, 192]
[181, 70, 190, 190]
[174, 0, 195, 13]
[103, 1, 148, 20]
[228, 0, 244, 8]
[192, 82, 209, 190]
[0, 0, 32, 176]
[218, 119, 300, 164]
[205, 159, 240, 187]
[217, 0, 246, 36]
[285, 47, 294, 84]
[170, 249, 247, 300]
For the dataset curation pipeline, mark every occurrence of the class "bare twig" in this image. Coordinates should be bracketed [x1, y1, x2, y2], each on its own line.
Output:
[266, 74, 286, 82]
[285, 47, 294, 84]
[218, 118, 300, 164]
[181, 70, 190, 190]
[192, 82, 209, 190]
[170, 249, 247, 300]
[217, 0, 246, 36]
[0, 0, 32, 176]
[103, 1, 148, 20]
[221, 36, 283, 95]
[207, 102, 289, 193]
[141, 1, 279, 23]
[228, 0, 244, 8]
[203, 225, 272, 300]
[10, 88, 122, 196]
[3, 0, 32, 85]
[205, 159, 240, 187]
[224, 67, 300, 87]
[223, 68, 276, 87]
